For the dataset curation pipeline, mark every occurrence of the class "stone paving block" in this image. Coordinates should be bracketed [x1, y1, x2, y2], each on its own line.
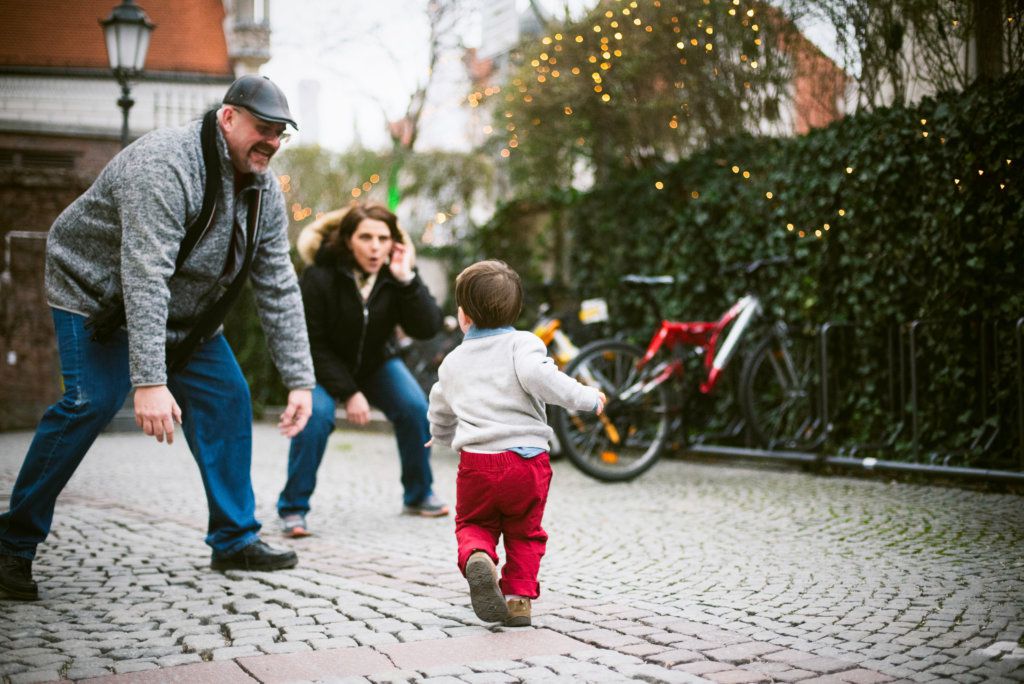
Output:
[9, 669, 64, 684]
[379, 630, 588, 671]
[418, 664, 475, 677]
[353, 631, 400, 647]
[537, 615, 592, 633]
[308, 637, 361, 650]
[269, 615, 317, 627]
[464, 659, 529, 672]
[418, 677, 466, 684]
[443, 626, 492, 638]
[461, 672, 519, 682]
[210, 645, 261, 660]
[509, 665, 560, 681]
[109, 660, 161, 674]
[571, 627, 643, 649]
[769, 668, 819, 682]
[837, 668, 897, 683]
[13, 653, 66, 669]
[702, 669, 771, 683]
[180, 634, 226, 653]
[674, 660, 734, 675]
[648, 648, 705, 667]
[621, 642, 671, 657]
[579, 649, 644, 668]
[237, 646, 395, 682]
[80, 660, 254, 683]
[230, 634, 278, 648]
[257, 641, 313, 655]
[615, 663, 713, 683]
[155, 654, 203, 668]
[68, 665, 116, 680]
[703, 641, 783, 664]
[396, 628, 449, 643]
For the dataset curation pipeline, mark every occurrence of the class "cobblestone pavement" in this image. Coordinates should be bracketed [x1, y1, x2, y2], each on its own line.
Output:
[1, 424, 1022, 684]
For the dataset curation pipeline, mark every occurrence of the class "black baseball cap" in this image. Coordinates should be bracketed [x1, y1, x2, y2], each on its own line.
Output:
[222, 75, 298, 129]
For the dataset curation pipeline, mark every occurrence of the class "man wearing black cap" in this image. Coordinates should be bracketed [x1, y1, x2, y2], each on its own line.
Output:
[0, 75, 314, 600]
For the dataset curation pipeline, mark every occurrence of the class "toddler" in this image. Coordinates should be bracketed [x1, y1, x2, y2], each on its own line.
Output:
[427, 260, 604, 626]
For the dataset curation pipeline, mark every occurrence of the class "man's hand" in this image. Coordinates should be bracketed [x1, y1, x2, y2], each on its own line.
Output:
[345, 391, 371, 426]
[134, 385, 183, 444]
[279, 388, 312, 438]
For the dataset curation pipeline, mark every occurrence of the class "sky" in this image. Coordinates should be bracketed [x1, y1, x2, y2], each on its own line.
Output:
[262, 0, 842, 153]
[263, 0, 482, 151]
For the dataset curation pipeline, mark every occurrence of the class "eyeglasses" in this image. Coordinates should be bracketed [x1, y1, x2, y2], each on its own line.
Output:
[232, 106, 292, 144]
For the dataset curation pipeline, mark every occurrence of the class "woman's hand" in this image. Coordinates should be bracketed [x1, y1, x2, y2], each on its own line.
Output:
[345, 391, 371, 425]
[388, 242, 414, 283]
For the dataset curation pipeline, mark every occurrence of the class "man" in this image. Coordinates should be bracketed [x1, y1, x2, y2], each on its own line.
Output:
[0, 75, 315, 601]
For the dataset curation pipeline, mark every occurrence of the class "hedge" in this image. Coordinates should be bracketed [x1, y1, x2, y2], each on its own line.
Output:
[476, 73, 1024, 469]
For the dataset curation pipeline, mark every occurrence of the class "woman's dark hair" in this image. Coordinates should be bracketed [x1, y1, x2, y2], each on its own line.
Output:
[321, 203, 402, 265]
[455, 260, 523, 328]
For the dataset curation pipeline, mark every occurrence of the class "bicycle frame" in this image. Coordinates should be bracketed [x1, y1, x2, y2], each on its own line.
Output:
[635, 294, 762, 395]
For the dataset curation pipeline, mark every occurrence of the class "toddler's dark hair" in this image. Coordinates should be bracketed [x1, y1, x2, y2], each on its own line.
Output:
[455, 260, 523, 328]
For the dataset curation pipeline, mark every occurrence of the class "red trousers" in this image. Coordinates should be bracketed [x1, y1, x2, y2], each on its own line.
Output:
[455, 450, 552, 599]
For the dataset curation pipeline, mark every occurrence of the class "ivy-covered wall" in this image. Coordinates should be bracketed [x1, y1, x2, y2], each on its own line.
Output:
[479, 74, 1024, 468]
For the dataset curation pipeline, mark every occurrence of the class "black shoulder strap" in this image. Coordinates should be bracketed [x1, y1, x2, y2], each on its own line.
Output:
[175, 108, 222, 270]
[86, 109, 224, 343]
[167, 189, 263, 373]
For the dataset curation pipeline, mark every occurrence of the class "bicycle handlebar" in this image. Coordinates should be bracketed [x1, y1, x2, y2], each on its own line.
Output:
[621, 275, 675, 286]
[723, 255, 792, 275]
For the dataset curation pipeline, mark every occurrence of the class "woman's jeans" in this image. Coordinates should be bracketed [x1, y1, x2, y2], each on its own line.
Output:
[278, 358, 434, 515]
[0, 309, 261, 560]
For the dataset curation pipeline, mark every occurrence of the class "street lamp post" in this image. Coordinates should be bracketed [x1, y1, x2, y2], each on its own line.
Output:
[100, 0, 155, 148]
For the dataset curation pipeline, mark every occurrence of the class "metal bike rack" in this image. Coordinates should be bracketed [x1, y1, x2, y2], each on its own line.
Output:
[1018, 317, 1024, 467]
[688, 314, 1024, 483]
[818, 321, 904, 456]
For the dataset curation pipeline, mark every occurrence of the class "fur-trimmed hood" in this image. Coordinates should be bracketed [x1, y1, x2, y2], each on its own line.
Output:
[296, 205, 416, 267]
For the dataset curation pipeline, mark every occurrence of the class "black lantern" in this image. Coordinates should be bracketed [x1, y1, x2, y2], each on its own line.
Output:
[100, 0, 156, 148]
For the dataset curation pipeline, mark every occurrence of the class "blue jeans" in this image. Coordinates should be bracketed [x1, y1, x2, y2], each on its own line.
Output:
[278, 357, 434, 515]
[0, 309, 261, 560]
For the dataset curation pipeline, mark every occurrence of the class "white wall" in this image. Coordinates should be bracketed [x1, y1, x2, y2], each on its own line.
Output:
[0, 75, 231, 139]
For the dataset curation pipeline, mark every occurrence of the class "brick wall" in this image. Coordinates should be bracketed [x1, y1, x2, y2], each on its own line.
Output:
[0, 231, 58, 430]
[0, 134, 114, 429]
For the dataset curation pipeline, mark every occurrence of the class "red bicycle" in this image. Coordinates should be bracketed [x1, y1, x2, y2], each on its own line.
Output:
[551, 257, 824, 481]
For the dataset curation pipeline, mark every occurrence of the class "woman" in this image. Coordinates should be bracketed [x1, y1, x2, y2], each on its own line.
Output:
[278, 203, 447, 536]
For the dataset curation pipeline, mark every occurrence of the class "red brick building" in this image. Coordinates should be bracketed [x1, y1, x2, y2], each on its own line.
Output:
[0, 0, 271, 429]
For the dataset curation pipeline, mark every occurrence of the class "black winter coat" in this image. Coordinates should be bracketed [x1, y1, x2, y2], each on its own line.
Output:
[301, 250, 443, 402]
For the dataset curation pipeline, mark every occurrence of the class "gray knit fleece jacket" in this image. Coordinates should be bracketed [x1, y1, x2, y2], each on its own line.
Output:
[428, 329, 601, 453]
[45, 116, 315, 389]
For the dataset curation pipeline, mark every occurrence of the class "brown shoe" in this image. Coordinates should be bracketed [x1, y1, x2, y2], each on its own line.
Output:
[505, 597, 531, 627]
[465, 552, 509, 622]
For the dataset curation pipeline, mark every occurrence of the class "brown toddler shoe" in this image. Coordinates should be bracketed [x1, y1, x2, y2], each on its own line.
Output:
[505, 597, 532, 627]
[465, 552, 509, 622]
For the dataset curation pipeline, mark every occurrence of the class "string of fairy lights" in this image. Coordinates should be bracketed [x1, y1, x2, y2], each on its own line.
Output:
[280, 170, 464, 245]
[466, 0, 1017, 241]
[467, 0, 764, 157]
[278, 4, 1016, 240]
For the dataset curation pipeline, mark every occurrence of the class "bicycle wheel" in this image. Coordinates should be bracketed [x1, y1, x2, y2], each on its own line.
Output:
[740, 331, 824, 451]
[552, 340, 669, 481]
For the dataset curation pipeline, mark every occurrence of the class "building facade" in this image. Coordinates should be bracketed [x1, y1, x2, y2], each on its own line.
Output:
[0, 0, 271, 429]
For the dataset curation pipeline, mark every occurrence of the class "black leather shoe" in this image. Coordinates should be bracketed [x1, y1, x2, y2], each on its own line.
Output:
[210, 540, 298, 571]
[0, 554, 39, 600]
